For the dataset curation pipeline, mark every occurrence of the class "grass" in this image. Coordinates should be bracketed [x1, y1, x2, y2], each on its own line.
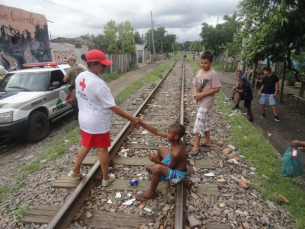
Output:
[13, 201, 33, 219]
[187, 57, 305, 228]
[115, 57, 178, 105]
[99, 72, 126, 83]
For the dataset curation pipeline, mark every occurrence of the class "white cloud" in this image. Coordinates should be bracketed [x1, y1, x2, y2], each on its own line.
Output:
[1, 0, 239, 42]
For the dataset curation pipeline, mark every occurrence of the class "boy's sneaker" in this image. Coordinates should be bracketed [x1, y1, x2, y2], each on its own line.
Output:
[248, 118, 253, 122]
[274, 116, 281, 121]
[226, 97, 234, 101]
[261, 113, 266, 118]
[102, 174, 115, 187]
[232, 104, 240, 110]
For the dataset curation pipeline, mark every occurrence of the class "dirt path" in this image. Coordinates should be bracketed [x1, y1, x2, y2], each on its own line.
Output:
[217, 70, 305, 156]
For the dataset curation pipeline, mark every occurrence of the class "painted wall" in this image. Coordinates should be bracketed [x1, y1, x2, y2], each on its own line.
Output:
[0, 4, 52, 71]
[50, 42, 88, 65]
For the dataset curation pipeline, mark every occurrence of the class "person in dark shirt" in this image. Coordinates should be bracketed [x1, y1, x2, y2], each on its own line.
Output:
[258, 66, 280, 121]
[236, 79, 254, 122]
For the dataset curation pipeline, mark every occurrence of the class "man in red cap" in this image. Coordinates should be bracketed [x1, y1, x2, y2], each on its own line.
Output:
[68, 49, 140, 186]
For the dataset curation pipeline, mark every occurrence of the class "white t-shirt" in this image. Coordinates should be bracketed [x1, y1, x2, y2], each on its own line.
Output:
[75, 71, 116, 134]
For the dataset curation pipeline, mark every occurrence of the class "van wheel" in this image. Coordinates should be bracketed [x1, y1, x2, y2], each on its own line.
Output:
[25, 111, 50, 142]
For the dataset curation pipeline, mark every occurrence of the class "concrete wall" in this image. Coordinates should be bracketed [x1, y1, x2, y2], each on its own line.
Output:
[0, 4, 51, 70]
[50, 42, 89, 65]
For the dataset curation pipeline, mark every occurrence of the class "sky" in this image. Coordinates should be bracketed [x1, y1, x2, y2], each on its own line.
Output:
[1, 0, 240, 43]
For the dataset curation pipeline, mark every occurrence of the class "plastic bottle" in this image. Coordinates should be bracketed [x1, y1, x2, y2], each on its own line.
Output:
[292, 148, 298, 159]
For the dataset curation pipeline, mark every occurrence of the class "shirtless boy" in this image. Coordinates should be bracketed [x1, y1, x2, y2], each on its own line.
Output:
[136, 122, 187, 201]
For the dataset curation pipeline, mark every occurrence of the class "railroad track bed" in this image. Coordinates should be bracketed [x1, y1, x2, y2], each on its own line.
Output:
[0, 59, 295, 229]
[64, 61, 184, 228]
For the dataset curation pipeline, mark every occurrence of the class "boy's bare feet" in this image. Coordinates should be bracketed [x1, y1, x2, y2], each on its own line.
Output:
[136, 190, 158, 201]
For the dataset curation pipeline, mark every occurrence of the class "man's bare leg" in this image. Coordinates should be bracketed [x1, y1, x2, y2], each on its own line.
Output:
[72, 145, 91, 174]
[97, 147, 111, 180]
[271, 105, 277, 116]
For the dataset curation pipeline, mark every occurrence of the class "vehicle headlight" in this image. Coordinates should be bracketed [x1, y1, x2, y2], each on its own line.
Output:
[0, 111, 13, 123]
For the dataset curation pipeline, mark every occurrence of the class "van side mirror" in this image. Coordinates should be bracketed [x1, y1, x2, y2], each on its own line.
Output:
[49, 81, 61, 90]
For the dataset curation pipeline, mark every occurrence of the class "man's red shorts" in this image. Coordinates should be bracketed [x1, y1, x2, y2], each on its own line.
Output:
[81, 130, 111, 148]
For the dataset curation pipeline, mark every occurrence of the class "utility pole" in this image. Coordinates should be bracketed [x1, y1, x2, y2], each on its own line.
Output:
[151, 11, 155, 62]
[121, 21, 124, 71]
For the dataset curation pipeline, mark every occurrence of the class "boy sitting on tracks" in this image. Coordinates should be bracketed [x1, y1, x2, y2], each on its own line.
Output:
[136, 122, 187, 201]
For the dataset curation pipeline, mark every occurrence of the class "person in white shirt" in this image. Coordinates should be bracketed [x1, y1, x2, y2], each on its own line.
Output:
[68, 49, 140, 187]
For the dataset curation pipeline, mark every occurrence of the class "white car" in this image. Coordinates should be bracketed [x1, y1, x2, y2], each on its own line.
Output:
[0, 62, 74, 143]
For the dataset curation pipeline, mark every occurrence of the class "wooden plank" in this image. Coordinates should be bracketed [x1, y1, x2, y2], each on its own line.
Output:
[80, 211, 156, 228]
[111, 157, 154, 166]
[21, 215, 54, 224]
[21, 206, 60, 224]
[194, 160, 214, 168]
[107, 179, 167, 192]
[82, 156, 98, 165]
[124, 144, 158, 150]
[110, 129, 121, 134]
[51, 176, 81, 189]
[197, 184, 219, 196]
[206, 223, 230, 229]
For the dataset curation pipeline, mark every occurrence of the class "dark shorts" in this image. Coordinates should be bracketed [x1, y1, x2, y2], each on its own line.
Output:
[238, 93, 252, 108]
[244, 100, 252, 108]
[81, 130, 111, 148]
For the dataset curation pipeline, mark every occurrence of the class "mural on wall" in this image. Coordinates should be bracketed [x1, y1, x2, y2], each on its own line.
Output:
[54, 50, 76, 64]
[0, 4, 52, 71]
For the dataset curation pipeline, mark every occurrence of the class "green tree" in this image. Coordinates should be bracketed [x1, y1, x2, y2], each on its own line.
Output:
[190, 41, 203, 52]
[183, 41, 193, 51]
[103, 20, 118, 54]
[237, 0, 305, 79]
[134, 31, 143, 44]
[200, 12, 242, 56]
[118, 21, 135, 54]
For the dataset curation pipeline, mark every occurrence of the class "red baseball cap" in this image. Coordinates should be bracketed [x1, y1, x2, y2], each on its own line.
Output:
[85, 49, 113, 65]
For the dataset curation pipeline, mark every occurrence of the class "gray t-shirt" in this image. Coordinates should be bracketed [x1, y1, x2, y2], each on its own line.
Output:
[193, 69, 221, 109]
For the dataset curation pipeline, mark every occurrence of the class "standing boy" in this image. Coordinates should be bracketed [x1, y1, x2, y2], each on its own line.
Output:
[191, 50, 221, 155]
[258, 66, 280, 121]
[236, 79, 254, 122]
[136, 122, 187, 201]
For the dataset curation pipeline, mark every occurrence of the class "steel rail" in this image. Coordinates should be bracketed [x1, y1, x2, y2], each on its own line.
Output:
[46, 59, 179, 229]
[175, 59, 185, 229]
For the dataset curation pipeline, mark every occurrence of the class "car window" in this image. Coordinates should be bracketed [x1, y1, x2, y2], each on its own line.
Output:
[0, 72, 48, 92]
[50, 70, 67, 87]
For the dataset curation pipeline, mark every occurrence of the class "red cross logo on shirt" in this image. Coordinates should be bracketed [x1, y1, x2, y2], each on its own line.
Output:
[80, 78, 86, 91]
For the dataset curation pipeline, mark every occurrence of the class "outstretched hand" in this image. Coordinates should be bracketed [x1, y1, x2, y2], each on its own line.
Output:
[130, 117, 141, 130]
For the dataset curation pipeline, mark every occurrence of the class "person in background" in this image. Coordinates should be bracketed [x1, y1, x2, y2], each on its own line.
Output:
[228, 70, 252, 110]
[258, 66, 280, 121]
[63, 56, 84, 120]
[235, 79, 254, 122]
[0, 65, 8, 80]
[68, 49, 140, 187]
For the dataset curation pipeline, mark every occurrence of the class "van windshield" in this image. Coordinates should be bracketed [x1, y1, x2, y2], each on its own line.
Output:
[0, 72, 48, 92]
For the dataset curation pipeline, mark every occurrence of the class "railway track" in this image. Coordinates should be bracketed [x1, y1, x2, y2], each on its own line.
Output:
[24, 58, 189, 229]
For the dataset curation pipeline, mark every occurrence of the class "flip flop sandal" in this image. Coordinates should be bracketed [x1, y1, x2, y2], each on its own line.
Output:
[200, 143, 211, 147]
[190, 149, 200, 156]
[136, 192, 158, 202]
